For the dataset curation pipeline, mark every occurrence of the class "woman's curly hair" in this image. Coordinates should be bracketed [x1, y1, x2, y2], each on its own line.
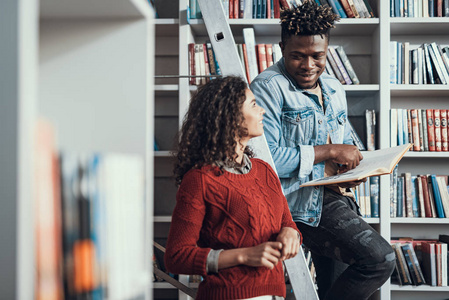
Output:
[173, 76, 254, 185]
[280, 0, 340, 44]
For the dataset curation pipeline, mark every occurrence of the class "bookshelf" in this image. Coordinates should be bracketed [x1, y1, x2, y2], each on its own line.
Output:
[150, 0, 449, 299]
[0, 0, 154, 298]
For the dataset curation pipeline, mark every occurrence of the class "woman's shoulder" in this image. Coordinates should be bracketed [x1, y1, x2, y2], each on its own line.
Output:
[250, 158, 277, 176]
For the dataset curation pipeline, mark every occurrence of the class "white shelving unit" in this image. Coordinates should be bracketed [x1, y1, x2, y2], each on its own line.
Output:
[0, 0, 154, 298]
[150, 0, 449, 299]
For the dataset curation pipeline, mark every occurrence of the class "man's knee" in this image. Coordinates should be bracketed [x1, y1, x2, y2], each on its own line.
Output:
[363, 246, 396, 280]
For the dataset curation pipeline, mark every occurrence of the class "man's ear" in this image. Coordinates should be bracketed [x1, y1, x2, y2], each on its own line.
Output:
[279, 42, 285, 56]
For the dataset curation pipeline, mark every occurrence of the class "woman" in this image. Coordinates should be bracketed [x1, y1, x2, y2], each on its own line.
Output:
[164, 76, 301, 300]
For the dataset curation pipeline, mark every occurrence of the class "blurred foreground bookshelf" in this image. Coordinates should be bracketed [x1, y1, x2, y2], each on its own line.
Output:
[0, 0, 154, 298]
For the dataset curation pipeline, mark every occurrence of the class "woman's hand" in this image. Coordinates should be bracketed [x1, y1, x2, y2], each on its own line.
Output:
[276, 227, 300, 261]
[239, 242, 283, 269]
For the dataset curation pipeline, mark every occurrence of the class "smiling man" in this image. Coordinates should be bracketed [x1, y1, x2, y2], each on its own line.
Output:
[250, 2, 395, 300]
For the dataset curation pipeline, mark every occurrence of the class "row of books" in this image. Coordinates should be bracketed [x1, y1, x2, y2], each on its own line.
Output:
[353, 176, 380, 218]
[390, 108, 449, 152]
[189, 0, 375, 20]
[35, 120, 146, 300]
[390, 42, 449, 85]
[348, 110, 377, 152]
[390, 0, 449, 17]
[390, 169, 449, 218]
[391, 236, 449, 287]
[188, 40, 360, 86]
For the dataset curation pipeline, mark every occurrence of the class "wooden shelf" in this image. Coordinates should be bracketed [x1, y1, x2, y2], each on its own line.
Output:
[189, 18, 379, 37]
[40, 0, 151, 19]
[403, 152, 449, 158]
[390, 284, 449, 291]
[390, 18, 449, 35]
[391, 84, 449, 96]
[390, 218, 449, 224]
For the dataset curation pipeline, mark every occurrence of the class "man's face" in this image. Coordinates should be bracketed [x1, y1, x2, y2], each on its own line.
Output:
[280, 34, 328, 89]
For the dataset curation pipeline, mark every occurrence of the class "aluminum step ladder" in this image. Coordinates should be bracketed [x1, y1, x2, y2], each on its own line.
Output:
[195, 0, 319, 299]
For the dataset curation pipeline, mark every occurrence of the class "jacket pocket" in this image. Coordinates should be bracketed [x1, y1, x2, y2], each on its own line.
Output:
[281, 109, 313, 146]
[330, 110, 347, 144]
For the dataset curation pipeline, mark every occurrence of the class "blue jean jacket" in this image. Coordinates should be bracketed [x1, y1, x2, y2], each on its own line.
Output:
[250, 58, 353, 227]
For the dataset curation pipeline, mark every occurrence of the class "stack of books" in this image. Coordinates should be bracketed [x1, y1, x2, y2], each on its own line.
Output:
[390, 0, 449, 17]
[390, 169, 449, 218]
[188, 0, 376, 20]
[391, 236, 449, 287]
[390, 108, 449, 152]
[390, 42, 449, 85]
[188, 42, 360, 86]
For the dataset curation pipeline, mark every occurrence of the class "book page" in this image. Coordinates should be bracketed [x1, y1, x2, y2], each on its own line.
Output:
[300, 144, 412, 187]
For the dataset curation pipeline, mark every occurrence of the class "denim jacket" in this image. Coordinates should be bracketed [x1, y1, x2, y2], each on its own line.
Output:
[250, 58, 353, 227]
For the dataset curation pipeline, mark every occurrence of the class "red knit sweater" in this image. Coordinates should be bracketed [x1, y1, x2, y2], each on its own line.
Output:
[164, 158, 299, 300]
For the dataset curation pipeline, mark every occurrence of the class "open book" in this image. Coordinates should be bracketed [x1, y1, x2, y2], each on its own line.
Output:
[300, 144, 412, 187]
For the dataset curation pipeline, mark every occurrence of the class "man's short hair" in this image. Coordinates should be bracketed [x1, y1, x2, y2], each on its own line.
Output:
[280, 1, 340, 44]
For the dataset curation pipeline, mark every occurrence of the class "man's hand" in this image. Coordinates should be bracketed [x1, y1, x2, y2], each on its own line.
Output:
[276, 227, 300, 261]
[330, 144, 363, 170]
[314, 144, 363, 170]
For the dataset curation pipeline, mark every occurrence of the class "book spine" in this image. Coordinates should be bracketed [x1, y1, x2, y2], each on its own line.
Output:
[370, 176, 380, 218]
[401, 243, 426, 285]
[393, 243, 413, 285]
[206, 43, 217, 76]
[273, 0, 280, 18]
[430, 174, 446, 218]
[366, 109, 376, 151]
[265, 44, 273, 67]
[361, 0, 376, 16]
[328, 46, 352, 84]
[434, 109, 442, 152]
[335, 46, 360, 84]
[416, 175, 426, 217]
[404, 172, 414, 217]
[411, 109, 420, 151]
[188, 43, 196, 85]
[390, 41, 398, 84]
[418, 109, 424, 151]
[427, 109, 436, 151]
[421, 109, 429, 151]
[411, 175, 419, 217]
[241, 44, 251, 83]
[327, 0, 348, 17]
[339, 0, 356, 17]
[391, 109, 398, 147]
[420, 175, 433, 217]
[441, 109, 448, 151]
[256, 44, 267, 73]
[202, 43, 211, 81]
[428, 44, 447, 84]
[407, 109, 413, 148]
[397, 176, 404, 217]
[347, 0, 361, 17]
[243, 28, 259, 83]
[326, 53, 345, 84]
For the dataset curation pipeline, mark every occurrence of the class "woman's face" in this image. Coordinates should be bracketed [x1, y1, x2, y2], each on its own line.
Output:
[240, 89, 265, 139]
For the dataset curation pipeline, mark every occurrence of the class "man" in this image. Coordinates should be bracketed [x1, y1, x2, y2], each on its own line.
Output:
[250, 2, 395, 299]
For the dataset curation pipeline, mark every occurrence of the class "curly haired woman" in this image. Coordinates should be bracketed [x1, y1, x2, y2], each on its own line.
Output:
[164, 76, 301, 300]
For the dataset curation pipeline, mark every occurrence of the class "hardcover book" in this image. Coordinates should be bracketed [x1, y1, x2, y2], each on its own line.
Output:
[300, 144, 412, 187]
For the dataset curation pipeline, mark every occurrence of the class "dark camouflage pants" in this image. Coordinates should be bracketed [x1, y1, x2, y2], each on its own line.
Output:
[296, 188, 395, 300]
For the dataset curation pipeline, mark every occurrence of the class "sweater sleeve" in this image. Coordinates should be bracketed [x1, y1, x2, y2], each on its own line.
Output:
[164, 171, 211, 277]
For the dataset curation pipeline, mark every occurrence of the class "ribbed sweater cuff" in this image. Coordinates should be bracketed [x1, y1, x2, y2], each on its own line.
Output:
[193, 247, 211, 276]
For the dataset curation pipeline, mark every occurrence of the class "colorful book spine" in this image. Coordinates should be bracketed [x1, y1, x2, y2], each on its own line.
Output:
[427, 109, 436, 151]
[441, 109, 448, 151]
[434, 109, 442, 151]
